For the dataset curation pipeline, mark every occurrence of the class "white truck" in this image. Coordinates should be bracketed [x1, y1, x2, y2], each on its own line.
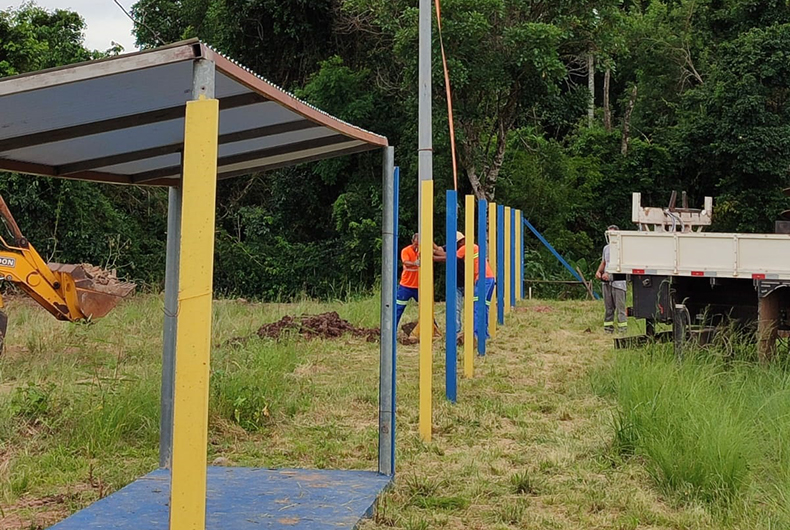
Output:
[605, 192, 790, 359]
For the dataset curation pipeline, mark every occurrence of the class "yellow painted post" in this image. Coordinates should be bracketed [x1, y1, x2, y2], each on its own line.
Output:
[516, 210, 522, 301]
[488, 203, 497, 339]
[504, 206, 512, 316]
[464, 195, 474, 378]
[169, 97, 219, 530]
[418, 179, 434, 442]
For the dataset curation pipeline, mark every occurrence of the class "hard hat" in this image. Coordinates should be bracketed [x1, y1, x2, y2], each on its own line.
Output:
[607, 225, 620, 231]
[456, 231, 465, 242]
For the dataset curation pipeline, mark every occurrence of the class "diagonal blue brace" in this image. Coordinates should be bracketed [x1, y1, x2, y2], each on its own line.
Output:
[522, 218, 600, 300]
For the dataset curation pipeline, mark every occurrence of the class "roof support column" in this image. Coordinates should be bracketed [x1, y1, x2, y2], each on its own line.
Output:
[169, 58, 218, 530]
[160, 183, 181, 468]
[378, 146, 396, 476]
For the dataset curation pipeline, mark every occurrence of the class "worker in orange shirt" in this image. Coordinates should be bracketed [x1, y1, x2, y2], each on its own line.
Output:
[396, 233, 420, 327]
[455, 231, 496, 339]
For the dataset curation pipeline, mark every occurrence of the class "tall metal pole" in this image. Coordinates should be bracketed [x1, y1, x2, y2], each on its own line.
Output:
[378, 147, 396, 476]
[418, 0, 433, 189]
[417, 0, 434, 443]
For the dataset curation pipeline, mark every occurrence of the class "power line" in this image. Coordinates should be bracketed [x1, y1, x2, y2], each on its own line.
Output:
[111, 0, 165, 48]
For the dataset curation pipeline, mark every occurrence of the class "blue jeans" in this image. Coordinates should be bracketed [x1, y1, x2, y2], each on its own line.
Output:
[474, 278, 496, 339]
[395, 285, 419, 327]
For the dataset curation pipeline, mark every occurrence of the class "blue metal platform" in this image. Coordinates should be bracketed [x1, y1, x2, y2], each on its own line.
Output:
[49, 467, 392, 530]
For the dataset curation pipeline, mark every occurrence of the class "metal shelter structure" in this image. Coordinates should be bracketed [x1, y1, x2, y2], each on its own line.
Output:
[0, 40, 397, 530]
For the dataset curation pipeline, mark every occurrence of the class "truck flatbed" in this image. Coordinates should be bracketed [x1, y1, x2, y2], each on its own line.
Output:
[607, 231, 790, 281]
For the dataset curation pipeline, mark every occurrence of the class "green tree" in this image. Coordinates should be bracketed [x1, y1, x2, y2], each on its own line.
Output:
[0, 3, 92, 76]
[132, 0, 341, 87]
[0, 3, 168, 284]
[672, 23, 790, 231]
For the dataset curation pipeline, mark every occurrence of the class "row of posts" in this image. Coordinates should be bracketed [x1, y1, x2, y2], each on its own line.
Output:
[418, 189, 525, 442]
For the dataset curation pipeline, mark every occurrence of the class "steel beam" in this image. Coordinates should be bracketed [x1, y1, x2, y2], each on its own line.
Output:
[159, 183, 181, 468]
[378, 147, 396, 476]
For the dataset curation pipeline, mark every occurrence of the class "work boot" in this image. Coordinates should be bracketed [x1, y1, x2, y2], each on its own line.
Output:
[604, 326, 614, 334]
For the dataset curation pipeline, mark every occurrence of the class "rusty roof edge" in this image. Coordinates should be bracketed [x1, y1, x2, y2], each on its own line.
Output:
[0, 40, 200, 97]
[201, 43, 388, 148]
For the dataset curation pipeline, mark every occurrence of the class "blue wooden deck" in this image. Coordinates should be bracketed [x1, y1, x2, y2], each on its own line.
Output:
[48, 467, 392, 530]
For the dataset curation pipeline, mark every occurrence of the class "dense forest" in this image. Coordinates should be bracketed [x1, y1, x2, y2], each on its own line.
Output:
[1, 1, 789, 298]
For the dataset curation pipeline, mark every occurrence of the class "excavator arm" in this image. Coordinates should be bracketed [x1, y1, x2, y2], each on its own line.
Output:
[0, 194, 134, 351]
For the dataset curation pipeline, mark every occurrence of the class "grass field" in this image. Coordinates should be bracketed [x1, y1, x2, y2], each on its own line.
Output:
[0, 293, 788, 529]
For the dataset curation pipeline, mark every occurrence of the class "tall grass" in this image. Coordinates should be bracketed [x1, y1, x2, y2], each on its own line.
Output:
[0, 293, 384, 507]
[594, 338, 790, 526]
[211, 338, 313, 431]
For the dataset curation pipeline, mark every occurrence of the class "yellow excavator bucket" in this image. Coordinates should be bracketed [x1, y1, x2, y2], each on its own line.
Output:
[48, 263, 135, 319]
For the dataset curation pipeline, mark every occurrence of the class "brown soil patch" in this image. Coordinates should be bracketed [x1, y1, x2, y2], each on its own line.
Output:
[255, 312, 379, 342]
[401, 320, 418, 336]
[397, 333, 419, 345]
[77, 264, 136, 297]
[0, 491, 85, 530]
[516, 304, 554, 313]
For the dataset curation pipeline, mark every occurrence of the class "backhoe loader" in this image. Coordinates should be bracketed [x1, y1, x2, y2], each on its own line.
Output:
[0, 194, 134, 352]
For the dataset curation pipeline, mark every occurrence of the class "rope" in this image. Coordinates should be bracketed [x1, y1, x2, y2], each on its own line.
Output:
[434, 0, 459, 191]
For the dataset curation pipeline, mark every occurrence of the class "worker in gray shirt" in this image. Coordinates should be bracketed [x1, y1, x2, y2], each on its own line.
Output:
[595, 225, 627, 333]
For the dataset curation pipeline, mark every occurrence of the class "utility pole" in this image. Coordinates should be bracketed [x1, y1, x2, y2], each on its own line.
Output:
[418, 0, 433, 201]
[417, 0, 434, 443]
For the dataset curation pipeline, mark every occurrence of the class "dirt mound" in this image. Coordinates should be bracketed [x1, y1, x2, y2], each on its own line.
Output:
[80, 264, 121, 285]
[255, 312, 379, 342]
[47, 262, 135, 297]
[79, 264, 136, 296]
[401, 320, 418, 336]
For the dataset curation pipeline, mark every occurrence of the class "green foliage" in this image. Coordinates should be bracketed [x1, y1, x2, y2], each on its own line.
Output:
[3, 0, 790, 300]
[673, 23, 790, 231]
[0, 4, 90, 76]
[510, 470, 538, 495]
[594, 342, 790, 523]
[211, 339, 312, 431]
[10, 382, 54, 422]
[132, 0, 340, 86]
[0, 4, 168, 285]
[0, 176, 169, 284]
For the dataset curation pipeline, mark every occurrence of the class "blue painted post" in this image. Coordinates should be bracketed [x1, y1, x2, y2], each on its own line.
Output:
[510, 208, 516, 308]
[520, 211, 525, 299]
[445, 190, 457, 403]
[391, 166, 399, 471]
[477, 199, 487, 356]
[497, 205, 505, 325]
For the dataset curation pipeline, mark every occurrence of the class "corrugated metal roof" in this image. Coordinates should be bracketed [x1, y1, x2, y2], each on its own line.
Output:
[0, 39, 388, 186]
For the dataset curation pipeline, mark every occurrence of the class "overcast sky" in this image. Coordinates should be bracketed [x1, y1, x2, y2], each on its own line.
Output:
[5, 0, 138, 53]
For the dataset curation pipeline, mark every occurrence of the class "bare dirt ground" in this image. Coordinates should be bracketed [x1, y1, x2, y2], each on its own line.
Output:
[254, 311, 380, 342]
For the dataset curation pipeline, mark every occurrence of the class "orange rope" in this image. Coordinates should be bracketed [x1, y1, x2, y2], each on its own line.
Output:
[434, 0, 458, 192]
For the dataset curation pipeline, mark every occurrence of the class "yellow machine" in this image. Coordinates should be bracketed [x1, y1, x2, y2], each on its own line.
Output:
[0, 194, 134, 351]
